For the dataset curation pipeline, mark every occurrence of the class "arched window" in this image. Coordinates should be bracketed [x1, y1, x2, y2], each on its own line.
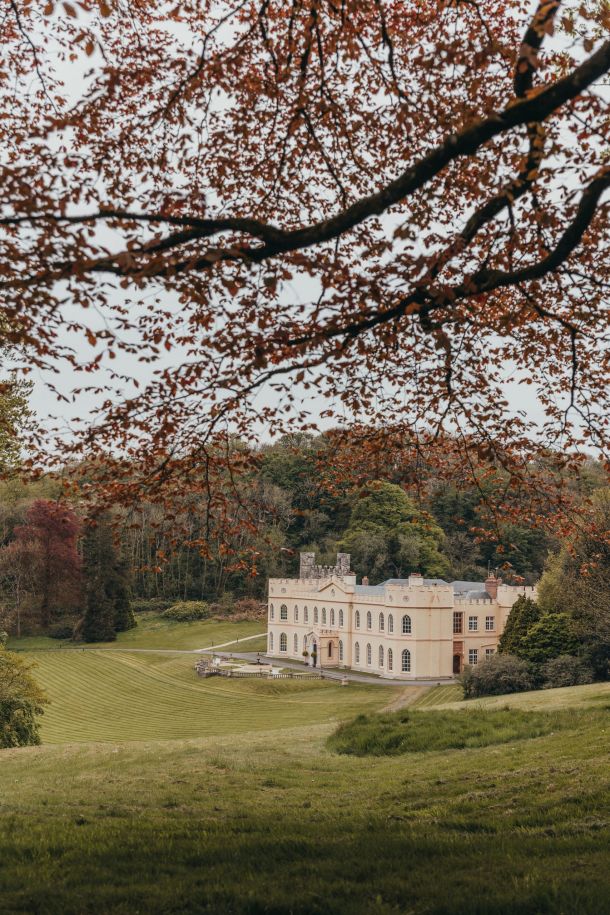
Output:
[402, 649, 411, 672]
[314, 606, 319, 623]
[322, 607, 327, 625]
[280, 604, 288, 621]
[388, 614, 394, 633]
[339, 640, 344, 661]
[339, 609, 344, 627]
[366, 611, 372, 630]
[268, 632, 274, 652]
[280, 633, 287, 652]
[355, 610, 360, 629]
[294, 633, 298, 653]
[294, 605, 299, 622]
[355, 642, 360, 663]
[330, 608, 335, 626]
[269, 604, 274, 620]
[304, 606, 309, 623]
[402, 614, 412, 635]
[379, 645, 384, 667]
[303, 635, 307, 651]
[328, 642, 333, 658]
[387, 648, 393, 671]
[379, 612, 385, 631]
[366, 643, 372, 665]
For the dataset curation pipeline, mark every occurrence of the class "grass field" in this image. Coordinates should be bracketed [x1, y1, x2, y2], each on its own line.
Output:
[8, 615, 264, 653]
[2, 624, 610, 913]
[27, 649, 395, 744]
[1, 682, 609, 914]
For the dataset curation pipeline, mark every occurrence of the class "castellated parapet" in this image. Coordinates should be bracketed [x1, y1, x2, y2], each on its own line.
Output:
[299, 551, 352, 580]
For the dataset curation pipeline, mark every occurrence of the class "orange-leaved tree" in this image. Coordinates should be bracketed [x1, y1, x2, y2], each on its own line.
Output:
[1, 0, 609, 548]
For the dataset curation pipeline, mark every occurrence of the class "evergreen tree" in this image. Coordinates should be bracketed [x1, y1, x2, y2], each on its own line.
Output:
[518, 614, 578, 664]
[112, 558, 136, 632]
[81, 515, 135, 642]
[497, 595, 542, 655]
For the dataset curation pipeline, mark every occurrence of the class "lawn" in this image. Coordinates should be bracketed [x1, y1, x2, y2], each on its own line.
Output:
[0, 683, 609, 913]
[8, 614, 265, 653]
[25, 649, 395, 744]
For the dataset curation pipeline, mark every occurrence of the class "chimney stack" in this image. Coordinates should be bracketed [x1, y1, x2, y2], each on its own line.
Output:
[362, 576, 369, 587]
[485, 575, 501, 600]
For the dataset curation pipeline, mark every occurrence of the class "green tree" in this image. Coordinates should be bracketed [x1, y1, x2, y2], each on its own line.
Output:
[497, 595, 542, 655]
[518, 614, 578, 665]
[0, 649, 47, 748]
[81, 515, 135, 642]
[340, 482, 449, 581]
[537, 489, 610, 678]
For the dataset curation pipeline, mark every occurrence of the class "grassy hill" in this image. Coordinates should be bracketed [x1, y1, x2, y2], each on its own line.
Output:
[8, 614, 265, 652]
[2, 621, 609, 914]
[1, 681, 609, 913]
[28, 649, 394, 744]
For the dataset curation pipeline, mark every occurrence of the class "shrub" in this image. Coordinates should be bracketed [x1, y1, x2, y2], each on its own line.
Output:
[130, 598, 174, 614]
[48, 621, 76, 640]
[460, 654, 537, 699]
[161, 601, 210, 622]
[0, 650, 48, 748]
[209, 597, 265, 621]
[542, 654, 594, 689]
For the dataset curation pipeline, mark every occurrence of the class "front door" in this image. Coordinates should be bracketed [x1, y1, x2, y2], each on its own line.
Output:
[453, 654, 461, 675]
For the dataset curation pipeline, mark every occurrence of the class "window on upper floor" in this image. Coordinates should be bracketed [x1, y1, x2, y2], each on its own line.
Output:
[280, 632, 287, 652]
[304, 606, 309, 623]
[339, 609, 344, 627]
[453, 611, 463, 634]
[485, 616, 495, 631]
[322, 607, 327, 625]
[468, 616, 478, 631]
[294, 605, 299, 622]
[379, 612, 385, 631]
[355, 610, 360, 629]
[468, 648, 478, 665]
[330, 608, 335, 626]
[366, 611, 372, 630]
[314, 606, 319, 623]
[280, 604, 288, 621]
[269, 604, 274, 620]
[388, 614, 394, 633]
[402, 615, 412, 635]
[401, 649, 411, 672]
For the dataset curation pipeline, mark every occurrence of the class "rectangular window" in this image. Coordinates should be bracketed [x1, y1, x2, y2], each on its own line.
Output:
[468, 616, 478, 631]
[485, 616, 495, 631]
[468, 649, 478, 666]
[485, 648, 495, 656]
[453, 612, 463, 634]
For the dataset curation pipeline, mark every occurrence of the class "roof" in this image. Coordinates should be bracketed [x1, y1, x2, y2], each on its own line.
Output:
[450, 580, 485, 594]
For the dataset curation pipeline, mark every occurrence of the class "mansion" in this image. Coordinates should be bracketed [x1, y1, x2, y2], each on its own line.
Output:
[267, 552, 536, 680]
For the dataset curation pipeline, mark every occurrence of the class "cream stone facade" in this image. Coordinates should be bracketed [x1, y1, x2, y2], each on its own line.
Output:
[267, 552, 536, 680]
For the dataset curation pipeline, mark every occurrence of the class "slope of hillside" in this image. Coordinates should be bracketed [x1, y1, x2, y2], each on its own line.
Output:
[0, 682, 609, 914]
[27, 650, 394, 744]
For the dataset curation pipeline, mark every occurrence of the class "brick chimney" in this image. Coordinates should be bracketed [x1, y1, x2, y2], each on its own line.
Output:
[362, 576, 369, 587]
[485, 576, 501, 600]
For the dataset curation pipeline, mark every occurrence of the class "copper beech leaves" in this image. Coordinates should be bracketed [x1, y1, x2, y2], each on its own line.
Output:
[0, 0, 609, 553]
